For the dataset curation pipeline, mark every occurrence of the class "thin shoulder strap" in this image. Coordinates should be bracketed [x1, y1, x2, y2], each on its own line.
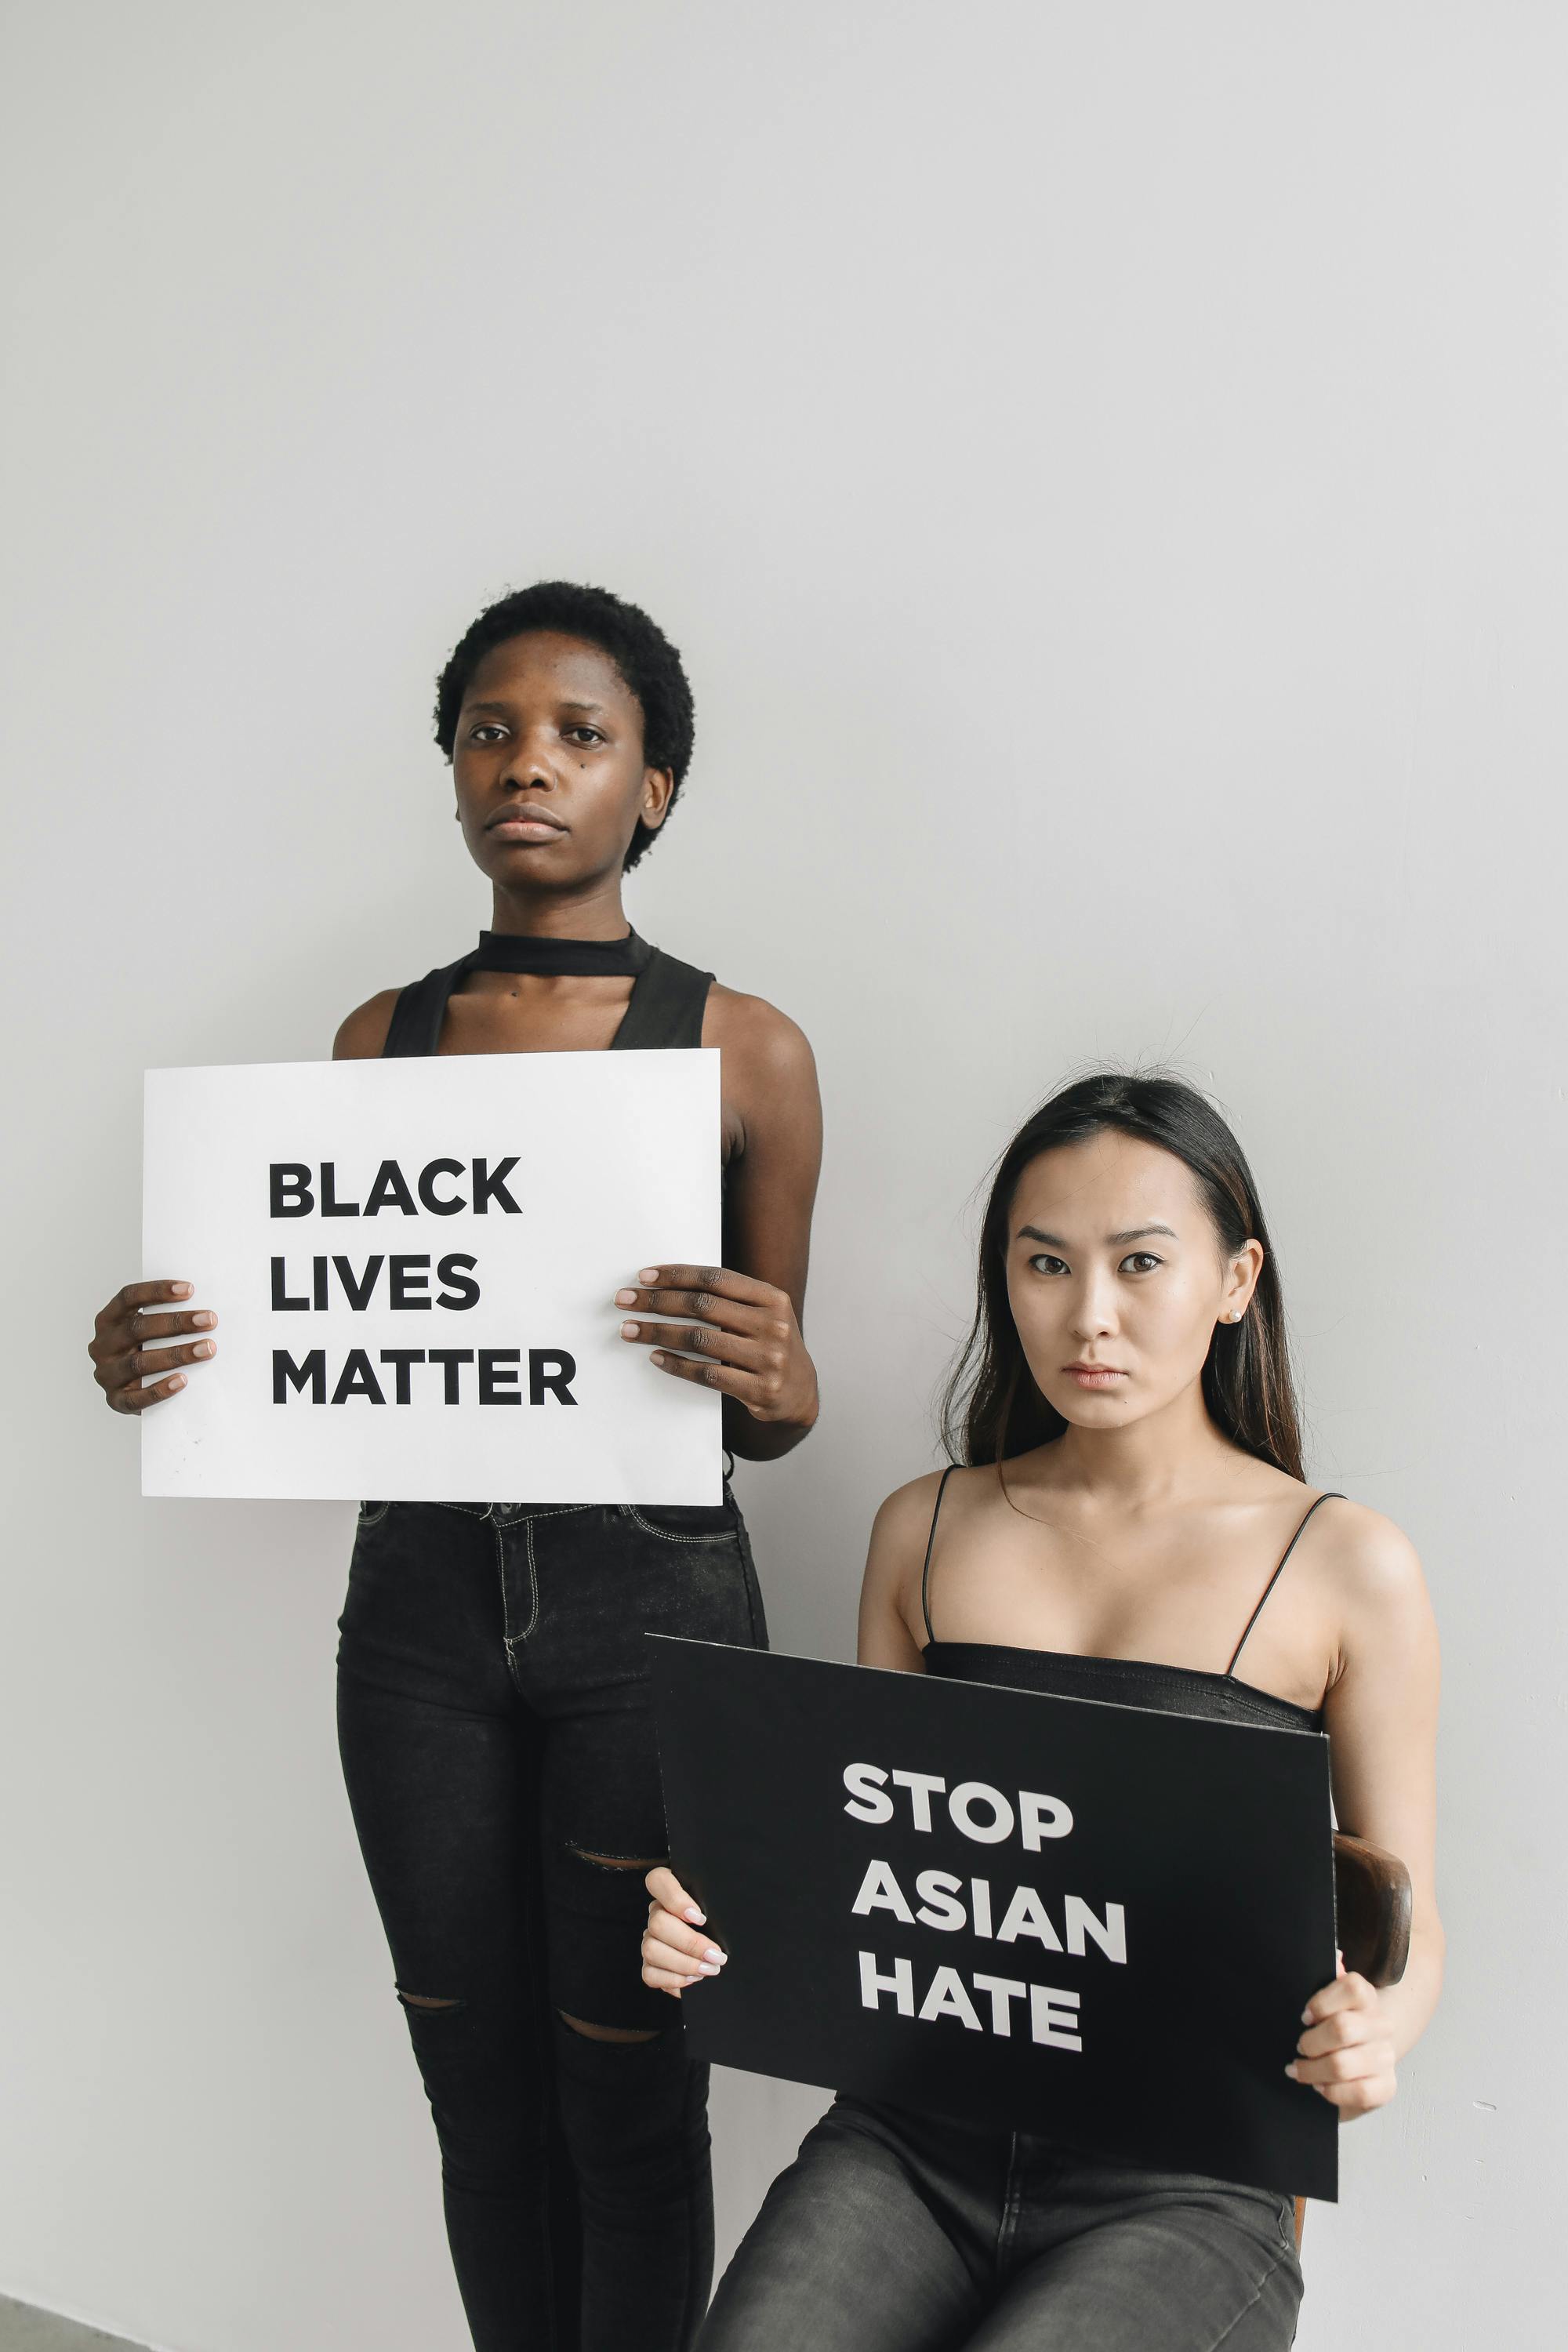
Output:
[612, 947, 714, 1051]
[1225, 1491, 1345, 1677]
[920, 1465, 960, 1646]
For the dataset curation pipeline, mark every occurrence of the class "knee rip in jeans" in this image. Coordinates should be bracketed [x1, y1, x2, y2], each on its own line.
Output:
[557, 1850, 666, 2041]
[397, 1989, 466, 2012]
[559, 2010, 662, 2045]
[568, 1846, 666, 1873]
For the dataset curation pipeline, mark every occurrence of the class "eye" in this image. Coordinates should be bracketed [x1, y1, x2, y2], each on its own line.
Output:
[563, 725, 605, 746]
[467, 722, 506, 744]
[1026, 1253, 1068, 1277]
[1120, 1251, 1163, 1275]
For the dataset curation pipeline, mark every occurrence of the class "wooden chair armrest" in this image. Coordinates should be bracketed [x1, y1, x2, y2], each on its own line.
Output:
[1332, 1831, 1413, 1988]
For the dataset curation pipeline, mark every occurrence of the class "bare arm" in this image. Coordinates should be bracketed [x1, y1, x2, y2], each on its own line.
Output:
[856, 1475, 942, 1672]
[1322, 1512, 1443, 2048]
[621, 990, 823, 1461]
[1290, 1506, 1443, 2114]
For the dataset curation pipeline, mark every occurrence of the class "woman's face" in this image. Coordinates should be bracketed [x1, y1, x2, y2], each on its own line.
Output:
[1004, 1130, 1261, 1435]
[451, 630, 672, 891]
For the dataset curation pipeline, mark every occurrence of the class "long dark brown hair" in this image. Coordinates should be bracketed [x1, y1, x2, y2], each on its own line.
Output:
[940, 1072, 1304, 1479]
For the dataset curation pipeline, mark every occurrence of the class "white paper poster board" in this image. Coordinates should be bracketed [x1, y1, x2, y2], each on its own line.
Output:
[141, 1051, 721, 1503]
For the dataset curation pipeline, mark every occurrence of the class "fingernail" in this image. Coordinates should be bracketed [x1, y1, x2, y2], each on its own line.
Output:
[194, 1341, 215, 1359]
[684, 1907, 706, 1925]
[1284, 2062, 1299, 2079]
[169, 1374, 186, 1391]
[704, 1948, 724, 1964]
[615, 1289, 638, 1306]
[650, 1351, 666, 1367]
[638, 1268, 660, 1283]
[172, 1283, 192, 1297]
[194, 1312, 216, 1329]
[620, 1322, 639, 1338]
[699, 1962, 720, 1976]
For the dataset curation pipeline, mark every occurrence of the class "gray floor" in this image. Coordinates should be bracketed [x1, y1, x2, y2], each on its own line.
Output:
[0, 2299, 151, 2352]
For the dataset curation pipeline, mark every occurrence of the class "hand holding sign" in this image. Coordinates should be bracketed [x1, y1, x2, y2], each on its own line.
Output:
[89, 1279, 218, 1413]
[615, 1265, 818, 1426]
[642, 1866, 728, 1993]
[1290, 1957, 1398, 2115]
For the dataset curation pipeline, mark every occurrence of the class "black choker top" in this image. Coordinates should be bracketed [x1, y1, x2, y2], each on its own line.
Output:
[471, 929, 654, 978]
[379, 929, 713, 1058]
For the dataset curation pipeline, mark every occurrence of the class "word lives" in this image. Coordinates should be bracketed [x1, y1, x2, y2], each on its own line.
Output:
[843, 1759, 1127, 2055]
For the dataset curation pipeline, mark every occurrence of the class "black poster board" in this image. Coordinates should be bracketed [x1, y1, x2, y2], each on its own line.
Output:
[650, 1639, 1338, 2201]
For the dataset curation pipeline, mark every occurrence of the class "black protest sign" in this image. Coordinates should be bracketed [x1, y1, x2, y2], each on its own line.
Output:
[650, 1639, 1338, 2201]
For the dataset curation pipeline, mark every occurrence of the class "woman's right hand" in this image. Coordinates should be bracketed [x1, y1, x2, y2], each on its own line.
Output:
[642, 1866, 728, 1998]
[89, 1279, 217, 1413]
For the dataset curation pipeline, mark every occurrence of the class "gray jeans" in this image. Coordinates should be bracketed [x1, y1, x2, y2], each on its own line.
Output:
[699, 2096, 1303, 2350]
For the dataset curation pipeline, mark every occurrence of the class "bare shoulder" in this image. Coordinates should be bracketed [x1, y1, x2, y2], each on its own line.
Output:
[866, 1464, 987, 1580]
[1315, 1495, 1425, 1592]
[1312, 1495, 1435, 1648]
[703, 983, 817, 1091]
[333, 989, 401, 1060]
[871, 1467, 951, 1551]
[858, 1468, 949, 1627]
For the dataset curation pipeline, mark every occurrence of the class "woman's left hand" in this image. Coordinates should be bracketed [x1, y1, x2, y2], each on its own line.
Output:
[615, 1265, 818, 1430]
[1287, 1958, 1397, 2117]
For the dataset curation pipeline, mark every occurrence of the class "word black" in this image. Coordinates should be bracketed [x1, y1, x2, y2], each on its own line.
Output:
[269, 1159, 521, 1218]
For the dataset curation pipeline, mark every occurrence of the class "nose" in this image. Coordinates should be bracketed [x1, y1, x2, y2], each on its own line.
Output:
[501, 735, 558, 793]
[1068, 1267, 1119, 1344]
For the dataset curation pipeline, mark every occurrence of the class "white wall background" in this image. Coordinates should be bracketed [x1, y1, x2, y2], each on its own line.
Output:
[2, 2, 1562, 2344]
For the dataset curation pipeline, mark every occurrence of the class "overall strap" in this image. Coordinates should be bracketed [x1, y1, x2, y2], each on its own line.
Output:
[611, 947, 714, 1051]
[1225, 1492, 1345, 1677]
[380, 954, 477, 1058]
[920, 1465, 960, 1646]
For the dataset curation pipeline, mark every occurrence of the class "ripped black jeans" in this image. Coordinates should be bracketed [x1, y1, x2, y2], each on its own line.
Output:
[336, 1492, 768, 2352]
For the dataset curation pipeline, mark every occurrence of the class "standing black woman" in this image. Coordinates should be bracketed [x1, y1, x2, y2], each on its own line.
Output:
[89, 580, 823, 2352]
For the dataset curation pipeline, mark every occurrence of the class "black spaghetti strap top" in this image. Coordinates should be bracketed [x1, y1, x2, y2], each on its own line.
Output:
[380, 929, 714, 1058]
[919, 1465, 1341, 1734]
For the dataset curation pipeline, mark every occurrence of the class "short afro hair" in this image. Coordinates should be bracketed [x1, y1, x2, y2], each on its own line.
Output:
[434, 580, 695, 872]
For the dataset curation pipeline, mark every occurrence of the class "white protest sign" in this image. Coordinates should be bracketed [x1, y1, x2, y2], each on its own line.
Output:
[141, 1051, 721, 1503]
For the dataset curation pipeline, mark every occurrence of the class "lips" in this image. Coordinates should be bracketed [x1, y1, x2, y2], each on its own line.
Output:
[1064, 1363, 1127, 1388]
[487, 804, 567, 837]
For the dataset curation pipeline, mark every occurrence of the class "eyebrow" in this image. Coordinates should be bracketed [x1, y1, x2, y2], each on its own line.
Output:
[463, 699, 611, 718]
[1015, 1223, 1178, 1247]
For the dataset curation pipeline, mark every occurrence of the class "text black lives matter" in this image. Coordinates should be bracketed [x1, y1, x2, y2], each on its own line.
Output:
[266, 1157, 577, 1409]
